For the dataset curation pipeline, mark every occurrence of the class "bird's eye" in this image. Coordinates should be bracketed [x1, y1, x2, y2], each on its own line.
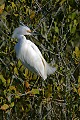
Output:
[27, 30, 31, 33]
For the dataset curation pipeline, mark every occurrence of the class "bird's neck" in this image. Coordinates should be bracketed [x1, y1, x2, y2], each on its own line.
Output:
[16, 34, 25, 40]
[17, 35, 27, 44]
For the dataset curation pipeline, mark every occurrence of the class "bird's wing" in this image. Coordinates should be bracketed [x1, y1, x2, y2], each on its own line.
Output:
[23, 40, 47, 79]
[27, 40, 47, 69]
[26, 40, 43, 58]
[26, 40, 56, 76]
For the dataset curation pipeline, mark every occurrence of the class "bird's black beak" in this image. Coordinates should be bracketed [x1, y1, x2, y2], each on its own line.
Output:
[31, 32, 41, 36]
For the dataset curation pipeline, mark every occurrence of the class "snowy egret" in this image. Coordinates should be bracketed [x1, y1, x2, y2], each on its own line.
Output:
[12, 25, 56, 80]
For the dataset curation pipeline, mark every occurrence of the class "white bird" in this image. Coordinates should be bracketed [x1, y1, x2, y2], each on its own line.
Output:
[12, 25, 56, 80]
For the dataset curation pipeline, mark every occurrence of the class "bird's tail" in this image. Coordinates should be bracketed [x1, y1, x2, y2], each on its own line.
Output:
[47, 63, 56, 75]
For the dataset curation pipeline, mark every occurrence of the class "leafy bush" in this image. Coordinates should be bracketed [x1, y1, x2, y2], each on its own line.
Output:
[0, 0, 80, 119]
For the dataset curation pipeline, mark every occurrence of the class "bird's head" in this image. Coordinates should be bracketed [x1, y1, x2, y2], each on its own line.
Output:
[12, 25, 31, 38]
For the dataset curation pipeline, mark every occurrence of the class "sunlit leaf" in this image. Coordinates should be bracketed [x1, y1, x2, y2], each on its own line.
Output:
[24, 69, 28, 77]
[71, 12, 77, 20]
[57, 86, 61, 92]
[17, 60, 22, 68]
[32, 74, 38, 80]
[25, 81, 30, 88]
[15, 92, 21, 99]
[72, 84, 77, 93]
[14, 14, 18, 17]
[0, 74, 6, 86]
[1, 104, 9, 111]
[22, 106, 24, 111]
[54, 22, 59, 34]
[10, 102, 14, 107]
[73, 47, 80, 58]
[7, 79, 10, 86]
[0, 97, 3, 104]
[0, 3, 5, 14]
[14, 67, 18, 75]
[30, 11, 35, 19]
[60, 0, 66, 5]
[31, 88, 39, 94]
[10, 62, 14, 66]
[74, 19, 77, 26]
[11, 2, 16, 8]
[9, 86, 16, 92]
[3, 90, 7, 95]
[73, 47, 80, 64]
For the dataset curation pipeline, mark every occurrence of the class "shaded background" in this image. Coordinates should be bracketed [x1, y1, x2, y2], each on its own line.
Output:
[0, 0, 80, 120]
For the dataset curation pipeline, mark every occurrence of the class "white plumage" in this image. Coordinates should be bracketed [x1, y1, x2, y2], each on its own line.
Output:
[12, 25, 56, 80]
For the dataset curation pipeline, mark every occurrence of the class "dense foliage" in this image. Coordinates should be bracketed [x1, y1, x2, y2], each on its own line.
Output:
[0, 0, 80, 120]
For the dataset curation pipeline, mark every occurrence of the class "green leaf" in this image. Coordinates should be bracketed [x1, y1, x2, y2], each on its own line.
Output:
[0, 74, 6, 86]
[9, 86, 16, 92]
[78, 76, 80, 83]
[74, 19, 77, 26]
[14, 67, 18, 75]
[17, 60, 22, 68]
[31, 88, 39, 94]
[54, 22, 59, 33]
[71, 12, 76, 20]
[11, 2, 16, 8]
[10, 102, 14, 107]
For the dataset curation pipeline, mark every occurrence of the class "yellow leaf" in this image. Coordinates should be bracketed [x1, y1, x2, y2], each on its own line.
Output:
[10, 62, 14, 66]
[73, 47, 80, 64]
[20, 65, 25, 72]
[78, 87, 80, 96]
[60, 0, 66, 5]
[0, 97, 3, 104]
[57, 86, 61, 91]
[1, 104, 9, 111]
[24, 69, 28, 76]
[4, 90, 7, 95]
[9, 86, 16, 92]
[72, 84, 77, 93]
[14, 14, 18, 17]
[32, 74, 37, 80]
[0, 74, 6, 86]
[30, 11, 35, 19]
[31, 89, 39, 94]
[22, 106, 24, 111]
[7, 79, 10, 86]
[11, 2, 16, 8]
[73, 47, 80, 58]
[25, 81, 30, 88]
[14, 67, 18, 75]
[10, 102, 14, 107]
[0, 3, 5, 14]
[15, 92, 21, 99]
[54, 22, 59, 34]
[17, 60, 22, 68]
